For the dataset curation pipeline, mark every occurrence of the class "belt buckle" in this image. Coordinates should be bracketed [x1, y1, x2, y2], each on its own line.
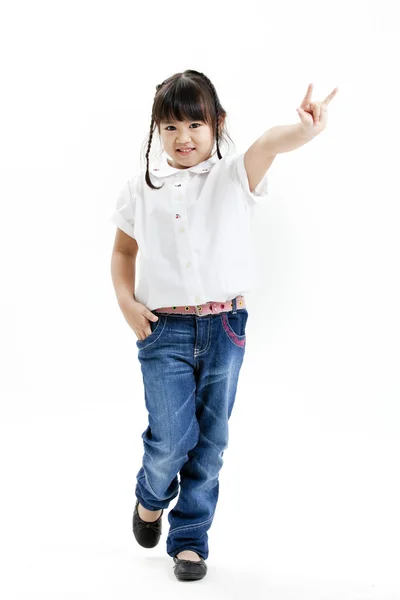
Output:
[195, 304, 203, 316]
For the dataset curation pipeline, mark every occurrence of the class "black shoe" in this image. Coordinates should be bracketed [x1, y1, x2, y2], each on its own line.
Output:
[173, 554, 208, 581]
[132, 499, 163, 548]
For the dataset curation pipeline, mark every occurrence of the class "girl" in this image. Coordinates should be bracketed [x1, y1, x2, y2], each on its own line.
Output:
[110, 69, 338, 581]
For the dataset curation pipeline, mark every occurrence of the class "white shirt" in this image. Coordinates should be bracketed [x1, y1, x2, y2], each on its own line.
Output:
[110, 150, 269, 311]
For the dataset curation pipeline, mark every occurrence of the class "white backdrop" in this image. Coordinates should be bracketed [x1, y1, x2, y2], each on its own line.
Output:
[1, 0, 399, 598]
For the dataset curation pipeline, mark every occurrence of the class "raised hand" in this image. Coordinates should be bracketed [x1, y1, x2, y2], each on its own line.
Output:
[296, 83, 338, 136]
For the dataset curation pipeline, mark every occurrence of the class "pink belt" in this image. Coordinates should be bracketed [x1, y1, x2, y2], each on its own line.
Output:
[154, 295, 246, 317]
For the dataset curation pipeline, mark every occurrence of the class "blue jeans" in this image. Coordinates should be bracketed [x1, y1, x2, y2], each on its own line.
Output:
[134, 297, 248, 560]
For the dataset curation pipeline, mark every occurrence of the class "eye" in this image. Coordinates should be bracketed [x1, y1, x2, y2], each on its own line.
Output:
[165, 123, 201, 131]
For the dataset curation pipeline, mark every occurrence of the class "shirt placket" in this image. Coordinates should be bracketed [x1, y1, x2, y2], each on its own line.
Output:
[173, 171, 205, 309]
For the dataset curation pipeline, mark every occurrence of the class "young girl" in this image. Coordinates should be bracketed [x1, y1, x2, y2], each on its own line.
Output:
[110, 69, 338, 581]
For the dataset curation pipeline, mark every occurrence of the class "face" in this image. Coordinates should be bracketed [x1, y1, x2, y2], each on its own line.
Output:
[158, 119, 216, 169]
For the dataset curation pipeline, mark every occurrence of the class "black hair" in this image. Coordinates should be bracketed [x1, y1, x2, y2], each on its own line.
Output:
[141, 69, 235, 190]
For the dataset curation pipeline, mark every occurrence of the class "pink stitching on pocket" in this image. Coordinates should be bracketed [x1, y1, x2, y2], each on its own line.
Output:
[221, 313, 246, 347]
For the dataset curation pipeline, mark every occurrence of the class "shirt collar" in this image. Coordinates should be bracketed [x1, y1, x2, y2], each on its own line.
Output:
[149, 152, 220, 178]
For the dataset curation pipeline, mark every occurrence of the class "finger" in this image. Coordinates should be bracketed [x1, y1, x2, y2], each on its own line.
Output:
[296, 107, 312, 126]
[299, 83, 313, 108]
[323, 87, 339, 105]
[310, 102, 321, 122]
[296, 107, 306, 121]
[297, 106, 309, 119]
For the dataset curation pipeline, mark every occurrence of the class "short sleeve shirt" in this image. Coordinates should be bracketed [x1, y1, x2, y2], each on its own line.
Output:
[110, 151, 269, 311]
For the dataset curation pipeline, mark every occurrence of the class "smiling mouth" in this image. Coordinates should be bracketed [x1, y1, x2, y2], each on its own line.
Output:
[177, 148, 195, 154]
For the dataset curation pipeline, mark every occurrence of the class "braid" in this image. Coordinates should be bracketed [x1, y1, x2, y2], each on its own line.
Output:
[145, 108, 163, 190]
[144, 80, 171, 189]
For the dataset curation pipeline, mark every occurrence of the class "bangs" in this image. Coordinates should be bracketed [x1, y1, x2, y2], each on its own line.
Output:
[156, 80, 211, 125]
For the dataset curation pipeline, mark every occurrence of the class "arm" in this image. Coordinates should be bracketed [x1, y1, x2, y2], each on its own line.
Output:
[110, 228, 159, 337]
[111, 228, 138, 309]
[256, 123, 314, 155]
[243, 124, 311, 192]
[111, 250, 137, 308]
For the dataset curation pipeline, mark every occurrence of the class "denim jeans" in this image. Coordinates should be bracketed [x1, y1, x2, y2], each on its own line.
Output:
[134, 296, 248, 560]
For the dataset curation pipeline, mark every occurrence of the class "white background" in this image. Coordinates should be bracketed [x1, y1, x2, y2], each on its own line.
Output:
[1, 0, 399, 598]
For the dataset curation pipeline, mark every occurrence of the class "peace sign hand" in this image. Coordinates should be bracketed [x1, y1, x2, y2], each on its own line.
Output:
[296, 83, 338, 136]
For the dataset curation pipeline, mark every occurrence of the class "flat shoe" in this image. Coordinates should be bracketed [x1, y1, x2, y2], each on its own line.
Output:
[132, 499, 163, 548]
[173, 554, 207, 581]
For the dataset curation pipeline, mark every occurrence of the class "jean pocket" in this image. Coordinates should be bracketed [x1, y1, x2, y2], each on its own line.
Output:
[136, 315, 164, 349]
[220, 309, 248, 347]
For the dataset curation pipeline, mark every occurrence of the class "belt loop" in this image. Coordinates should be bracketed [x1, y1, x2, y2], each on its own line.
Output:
[231, 296, 237, 314]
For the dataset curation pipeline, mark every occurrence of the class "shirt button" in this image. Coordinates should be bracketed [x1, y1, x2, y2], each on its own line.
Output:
[186, 261, 191, 268]
[194, 295, 201, 303]
[179, 225, 185, 233]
